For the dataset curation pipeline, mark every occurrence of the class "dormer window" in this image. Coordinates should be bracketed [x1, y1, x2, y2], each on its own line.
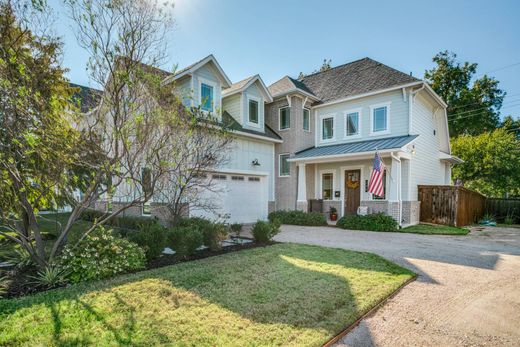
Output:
[201, 83, 214, 112]
[248, 99, 259, 124]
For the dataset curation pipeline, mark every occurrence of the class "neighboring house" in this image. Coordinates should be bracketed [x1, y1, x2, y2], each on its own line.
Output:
[266, 57, 460, 225]
[75, 55, 459, 226]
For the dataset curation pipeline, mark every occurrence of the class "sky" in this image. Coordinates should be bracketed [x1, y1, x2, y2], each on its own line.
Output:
[48, 0, 520, 119]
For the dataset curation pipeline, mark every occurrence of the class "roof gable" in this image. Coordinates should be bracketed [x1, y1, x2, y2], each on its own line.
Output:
[300, 58, 421, 103]
[267, 76, 318, 100]
[223, 75, 273, 102]
[166, 54, 232, 87]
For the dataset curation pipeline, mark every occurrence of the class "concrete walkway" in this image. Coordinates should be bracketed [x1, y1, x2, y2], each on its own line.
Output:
[274, 225, 520, 346]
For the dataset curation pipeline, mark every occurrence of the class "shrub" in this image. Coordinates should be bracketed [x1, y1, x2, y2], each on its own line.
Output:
[127, 223, 167, 261]
[251, 219, 280, 243]
[230, 223, 243, 236]
[178, 217, 227, 251]
[166, 226, 204, 257]
[59, 226, 145, 283]
[268, 210, 327, 226]
[336, 213, 398, 232]
[80, 209, 159, 231]
[29, 264, 68, 288]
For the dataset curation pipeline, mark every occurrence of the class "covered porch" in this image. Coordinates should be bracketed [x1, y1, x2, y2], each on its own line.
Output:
[288, 135, 420, 226]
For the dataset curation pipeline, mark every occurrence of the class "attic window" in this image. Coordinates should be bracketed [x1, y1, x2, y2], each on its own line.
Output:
[201, 83, 214, 112]
[249, 99, 259, 124]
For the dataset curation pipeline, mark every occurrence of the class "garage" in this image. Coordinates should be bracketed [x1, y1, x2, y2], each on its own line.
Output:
[190, 172, 269, 223]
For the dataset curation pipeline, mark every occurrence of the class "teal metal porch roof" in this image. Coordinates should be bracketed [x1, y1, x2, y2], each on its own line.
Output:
[291, 135, 418, 160]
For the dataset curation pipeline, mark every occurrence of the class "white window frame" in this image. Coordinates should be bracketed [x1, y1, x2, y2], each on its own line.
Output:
[303, 107, 311, 132]
[320, 114, 335, 142]
[198, 77, 217, 113]
[369, 102, 391, 136]
[371, 169, 389, 201]
[246, 95, 261, 127]
[279, 106, 290, 131]
[319, 170, 336, 201]
[343, 108, 362, 139]
[278, 153, 291, 177]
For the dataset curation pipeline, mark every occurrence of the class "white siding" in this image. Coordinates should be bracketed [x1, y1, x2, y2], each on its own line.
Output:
[222, 93, 242, 122]
[409, 94, 446, 199]
[175, 75, 193, 107]
[220, 137, 275, 201]
[315, 90, 409, 146]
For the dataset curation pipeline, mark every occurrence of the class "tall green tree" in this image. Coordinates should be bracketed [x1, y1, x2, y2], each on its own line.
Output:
[501, 115, 520, 139]
[425, 51, 506, 137]
[451, 128, 520, 197]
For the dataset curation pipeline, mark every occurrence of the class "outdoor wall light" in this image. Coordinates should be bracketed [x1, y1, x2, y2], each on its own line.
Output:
[411, 145, 416, 155]
[251, 159, 261, 166]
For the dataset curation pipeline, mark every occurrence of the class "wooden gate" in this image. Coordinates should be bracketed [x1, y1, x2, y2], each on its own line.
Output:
[418, 185, 485, 226]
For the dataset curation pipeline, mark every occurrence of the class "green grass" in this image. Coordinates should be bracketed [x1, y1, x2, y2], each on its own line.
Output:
[0, 244, 414, 346]
[401, 224, 469, 235]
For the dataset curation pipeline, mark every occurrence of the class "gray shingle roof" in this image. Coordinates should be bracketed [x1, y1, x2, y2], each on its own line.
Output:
[267, 76, 316, 98]
[222, 111, 281, 141]
[291, 135, 418, 160]
[70, 83, 103, 113]
[222, 75, 256, 97]
[300, 58, 421, 103]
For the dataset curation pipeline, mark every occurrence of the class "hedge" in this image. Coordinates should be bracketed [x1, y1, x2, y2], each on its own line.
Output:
[336, 213, 397, 232]
[268, 210, 327, 226]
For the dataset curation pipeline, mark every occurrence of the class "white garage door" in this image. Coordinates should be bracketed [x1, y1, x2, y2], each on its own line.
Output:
[190, 173, 268, 223]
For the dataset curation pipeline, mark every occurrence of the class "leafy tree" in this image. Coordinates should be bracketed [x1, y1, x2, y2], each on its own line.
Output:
[0, 0, 80, 267]
[425, 51, 506, 137]
[451, 128, 520, 197]
[501, 115, 520, 139]
[299, 58, 333, 79]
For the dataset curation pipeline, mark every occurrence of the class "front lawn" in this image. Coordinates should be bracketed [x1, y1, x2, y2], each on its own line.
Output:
[402, 224, 469, 235]
[0, 243, 414, 346]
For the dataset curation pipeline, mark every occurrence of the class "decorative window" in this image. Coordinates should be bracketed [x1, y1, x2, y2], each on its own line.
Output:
[201, 83, 214, 112]
[248, 99, 259, 124]
[321, 173, 333, 200]
[346, 112, 359, 136]
[372, 106, 387, 133]
[372, 171, 387, 200]
[212, 174, 227, 180]
[322, 116, 334, 140]
[248, 177, 260, 182]
[141, 167, 152, 196]
[303, 108, 310, 131]
[231, 176, 245, 181]
[279, 154, 290, 176]
[279, 107, 290, 130]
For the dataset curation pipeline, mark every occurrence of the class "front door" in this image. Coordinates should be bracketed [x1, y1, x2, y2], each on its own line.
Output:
[344, 170, 361, 215]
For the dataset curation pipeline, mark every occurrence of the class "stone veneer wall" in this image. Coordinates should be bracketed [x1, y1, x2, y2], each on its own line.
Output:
[402, 201, 421, 225]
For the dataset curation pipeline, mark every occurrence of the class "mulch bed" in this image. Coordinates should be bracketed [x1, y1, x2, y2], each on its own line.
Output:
[1, 239, 275, 299]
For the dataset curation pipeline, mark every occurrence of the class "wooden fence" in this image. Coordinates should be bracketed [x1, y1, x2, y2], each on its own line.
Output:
[418, 185, 486, 226]
[485, 198, 520, 222]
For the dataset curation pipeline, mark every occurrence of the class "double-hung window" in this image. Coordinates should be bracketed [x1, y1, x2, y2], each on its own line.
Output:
[321, 173, 333, 200]
[279, 154, 290, 177]
[279, 107, 290, 130]
[372, 105, 388, 133]
[201, 83, 214, 112]
[345, 111, 359, 136]
[322, 116, 334, 140]
[303, 108, 310, 131]
[248, 99, 259, 124]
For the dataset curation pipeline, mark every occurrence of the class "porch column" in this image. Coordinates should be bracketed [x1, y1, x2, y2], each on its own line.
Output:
[296, 163, 308, 211]
[388, 155, 402, 223]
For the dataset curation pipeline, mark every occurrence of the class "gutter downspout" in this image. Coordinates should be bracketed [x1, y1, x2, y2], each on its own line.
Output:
[391, 152, 402, 227]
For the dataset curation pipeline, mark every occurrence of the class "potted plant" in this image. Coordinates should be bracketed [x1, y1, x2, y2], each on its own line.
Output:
[329, 207, 338, 221]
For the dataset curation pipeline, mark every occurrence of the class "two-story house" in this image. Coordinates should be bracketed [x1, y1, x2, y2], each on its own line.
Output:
[266, 57, 460, 225]
[78, 55, 459, 226]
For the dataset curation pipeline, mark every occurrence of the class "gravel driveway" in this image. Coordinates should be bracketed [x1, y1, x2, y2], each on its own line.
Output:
[274, 225, 520, 346]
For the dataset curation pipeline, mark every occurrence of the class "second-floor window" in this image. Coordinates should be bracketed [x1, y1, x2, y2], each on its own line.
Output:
[248, 99, 259, 124]
[201, 83, 214, 112]
[279, 107, 290, 130]
[372, 106, 388, 133]
[346, 112, 359, 136]
[303, 108, 310, 131]
[322, 116, 334, 140]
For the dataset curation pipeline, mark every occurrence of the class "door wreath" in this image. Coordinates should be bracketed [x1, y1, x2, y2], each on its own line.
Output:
[346, 173, 359, 189]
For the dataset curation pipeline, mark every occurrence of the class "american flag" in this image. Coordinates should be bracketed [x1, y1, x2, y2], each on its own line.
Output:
[368, 152, 386, 197]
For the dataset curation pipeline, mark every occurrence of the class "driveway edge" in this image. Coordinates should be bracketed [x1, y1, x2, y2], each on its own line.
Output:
[323, 273, 418, 347]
